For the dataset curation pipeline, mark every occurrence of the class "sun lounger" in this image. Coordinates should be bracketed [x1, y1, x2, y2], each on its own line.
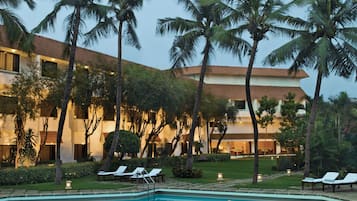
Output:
[130, 168, 163, 182]
[97, 165, 127, 180]
[322, 173, 357, 192]
[114, 167, 145, 181]
[301, 172, 339, 190]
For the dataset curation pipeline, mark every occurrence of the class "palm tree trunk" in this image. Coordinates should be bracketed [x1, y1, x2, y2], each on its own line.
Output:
[101, 21, 123, 171]
[246, 39, 259, 184]
[186, 40, 210, 170]
[303, 71, 323, 177]
[55, 7, 81, 184]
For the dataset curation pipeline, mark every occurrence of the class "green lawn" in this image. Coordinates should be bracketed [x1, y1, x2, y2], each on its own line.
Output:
[2, 158, 297, 191]
[237, 174, 303, 189]
[1, 175, 133, 191]
[164, 158, 277, 183]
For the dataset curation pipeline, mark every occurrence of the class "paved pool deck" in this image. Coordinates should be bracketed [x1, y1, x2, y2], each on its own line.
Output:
[0, 173, 356, 201]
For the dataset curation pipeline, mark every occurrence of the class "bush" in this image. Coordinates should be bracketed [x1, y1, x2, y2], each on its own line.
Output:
[276, 156, 302, 171]
[103, 130, 140, 159]
[0, 162, 97, 185]
[193, 153, 230, 162]
[172, 167, 202, 178]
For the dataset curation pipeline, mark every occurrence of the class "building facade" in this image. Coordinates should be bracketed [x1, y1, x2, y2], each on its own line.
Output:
[0, 30, 308, 166]
[175, 66, 308, 156]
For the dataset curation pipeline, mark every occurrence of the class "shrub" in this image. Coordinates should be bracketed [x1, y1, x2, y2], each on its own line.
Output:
[172, 167, 202, 178]
[193, 153, 230, 162]
[0, 162, 97, 185]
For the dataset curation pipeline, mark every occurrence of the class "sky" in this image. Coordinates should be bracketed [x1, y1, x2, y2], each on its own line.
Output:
[15, 0, 357, 99]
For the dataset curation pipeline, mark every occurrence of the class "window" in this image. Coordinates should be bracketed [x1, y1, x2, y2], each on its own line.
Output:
[103, 104, 114, 121]
[0, 51, 20, 72]
[41, 60, 58, 78]
[75, 104, 88, 119]
[40, 101, 57, 117]
[74, 144, 86, 161]
[0, 96, 17, 114]
[234, 100, 246, 109]
[38, 145, 55, 162]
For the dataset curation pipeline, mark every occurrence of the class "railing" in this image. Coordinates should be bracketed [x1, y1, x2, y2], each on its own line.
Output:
[136, 170, 155, 201]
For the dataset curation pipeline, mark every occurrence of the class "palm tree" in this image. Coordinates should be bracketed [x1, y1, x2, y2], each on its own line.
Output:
[157, 0, 249, 170]
[32, 0, 107, 184]
[84, 0, 143, 171]
[265, 0, 357, 177]
[0, 0, 35, 50]
[223, 0, 295, 183]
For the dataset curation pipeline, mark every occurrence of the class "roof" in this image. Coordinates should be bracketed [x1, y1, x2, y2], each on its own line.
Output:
[204, 84, 306, 100]
[0, 26, 154, 71]
[176, 65, 309, 79]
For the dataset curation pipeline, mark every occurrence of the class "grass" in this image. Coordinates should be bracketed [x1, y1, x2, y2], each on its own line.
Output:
[2, 158, 296, 191]
[237, 174, 303, 189]
[166, 158, 277, 183]
[1, 175, 133, 191]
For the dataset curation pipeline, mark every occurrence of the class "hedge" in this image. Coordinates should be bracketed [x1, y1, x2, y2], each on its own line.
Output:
[0, 162, 97, 185]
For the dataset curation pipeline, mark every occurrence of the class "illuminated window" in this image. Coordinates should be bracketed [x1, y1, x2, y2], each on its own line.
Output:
[0, 51, 20, 72]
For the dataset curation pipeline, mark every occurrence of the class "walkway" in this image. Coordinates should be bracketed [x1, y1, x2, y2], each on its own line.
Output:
[0, 173, 356, 201]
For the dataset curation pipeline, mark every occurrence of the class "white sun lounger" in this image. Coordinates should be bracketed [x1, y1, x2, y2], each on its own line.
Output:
[97, 165, 127, 180]
[322, 173, 357, 192]
[301, 172, 339, 190]
[131, 168, 162, 179]
[114, 167, 145, 180]
[97, 165, 127, 176]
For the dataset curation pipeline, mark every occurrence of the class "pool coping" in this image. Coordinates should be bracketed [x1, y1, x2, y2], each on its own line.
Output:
[0, 188, 343, 201]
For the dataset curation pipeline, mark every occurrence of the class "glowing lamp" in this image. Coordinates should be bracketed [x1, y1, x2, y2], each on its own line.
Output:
[257, 174, 263, 182]
[217, 172, 224, 182]
[65, 180, 72, 190]
[287, 169, 291, 176]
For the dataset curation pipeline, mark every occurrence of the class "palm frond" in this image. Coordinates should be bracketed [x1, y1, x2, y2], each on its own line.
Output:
[83, 16, 117, 46]
[31, 1, 63, 33]
[169, 31, 201, 68]
[214, 26, 250, 62]
[125, 23, 141, 49]
[156, 17, 199, 35]
[337, 28, 357, 45]
[0, 8, 28, 43]
[330, 42, 357, 79]
[178, 0, 201, 20]
[24, 0, 35, 9]
[265, 36, 306, 66]
[84, 2, 110, 20]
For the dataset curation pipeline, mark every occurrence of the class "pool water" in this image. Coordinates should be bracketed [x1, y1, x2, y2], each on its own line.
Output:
[0, 189, 339, 201]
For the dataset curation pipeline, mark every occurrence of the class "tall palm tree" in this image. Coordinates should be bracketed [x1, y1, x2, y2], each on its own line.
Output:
[84, 0, 143, 171]
[266, 0, 357, 177]
[0, 0, 35, 49]
[157, 0, 249, 170]
[32, 0, 107, 184]
[222, 0, 295, 183]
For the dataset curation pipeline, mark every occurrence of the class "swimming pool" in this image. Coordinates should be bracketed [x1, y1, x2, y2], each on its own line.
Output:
[0, 189, 340, 201]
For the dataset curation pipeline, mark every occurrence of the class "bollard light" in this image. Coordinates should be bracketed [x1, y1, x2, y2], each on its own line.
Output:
[217, 172, 224, 182]
[65, 180, 72, 190]
[257, 174, 263, 182]
[286, 169, 291, 176]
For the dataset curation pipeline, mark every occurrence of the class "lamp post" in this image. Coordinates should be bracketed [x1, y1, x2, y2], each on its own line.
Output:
[65, 180, 72, 190]
[217, 172, 224, 182]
